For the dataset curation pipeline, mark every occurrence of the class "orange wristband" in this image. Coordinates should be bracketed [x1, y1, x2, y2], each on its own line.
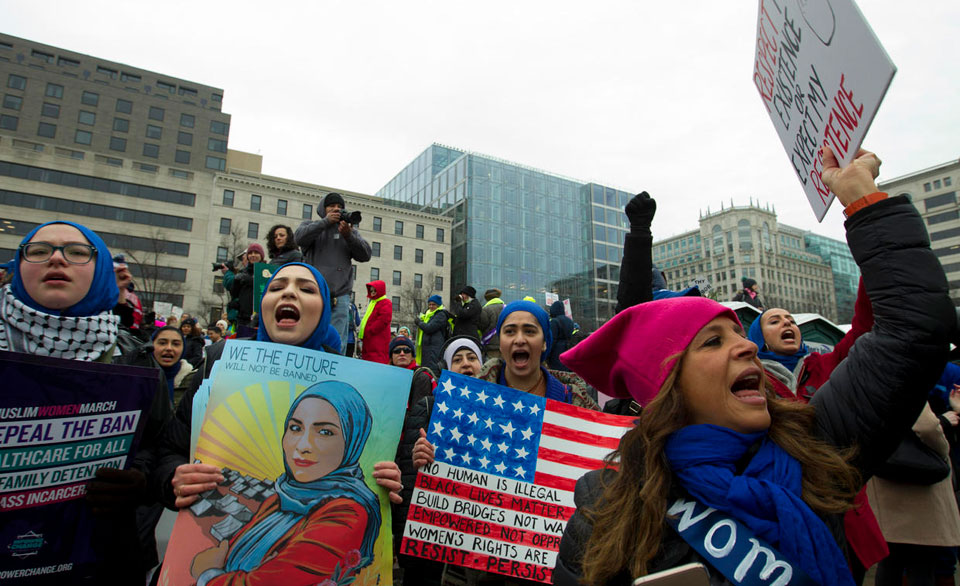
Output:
[843, 192, 888, 218]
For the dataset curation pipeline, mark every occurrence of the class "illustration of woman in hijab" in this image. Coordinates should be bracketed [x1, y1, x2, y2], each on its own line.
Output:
[191, 380, 381, 585]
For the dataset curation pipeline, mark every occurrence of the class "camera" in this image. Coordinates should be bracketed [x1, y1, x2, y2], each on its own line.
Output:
[321, 207, 362, 225]
[212, 260, 236, 272]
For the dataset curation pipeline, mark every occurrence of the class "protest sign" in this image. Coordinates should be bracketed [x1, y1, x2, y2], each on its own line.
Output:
[160, 340, 411, 586]
[154, 301, 172, 319]
[0, 351, 157, 583]
[753, 0, 895, 221]
[252, 262, 280, 317]
[688, 278, 713, 295]
[401, 372, 635, 583]
[544, 292, 559, 307]
[562, 299, 573, 320]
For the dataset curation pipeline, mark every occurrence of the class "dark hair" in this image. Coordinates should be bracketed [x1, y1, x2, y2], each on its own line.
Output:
[266, 224, 297, 256]
[152, 325, 183, 342]
[208, 326, 222, 336]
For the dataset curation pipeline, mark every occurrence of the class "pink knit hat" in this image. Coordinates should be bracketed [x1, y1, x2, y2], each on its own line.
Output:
[246, 243, 266, 257]
[560, 297, 740, 406]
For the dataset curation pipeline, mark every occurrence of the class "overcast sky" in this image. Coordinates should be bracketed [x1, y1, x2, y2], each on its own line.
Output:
[4, 1, 957, 243]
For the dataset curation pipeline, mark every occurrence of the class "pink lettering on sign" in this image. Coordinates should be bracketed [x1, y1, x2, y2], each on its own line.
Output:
[809, 74, 865, 205]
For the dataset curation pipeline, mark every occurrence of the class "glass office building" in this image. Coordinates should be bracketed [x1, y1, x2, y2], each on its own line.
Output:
[377, 144, 631, 331]
[803, 232, 860, 323]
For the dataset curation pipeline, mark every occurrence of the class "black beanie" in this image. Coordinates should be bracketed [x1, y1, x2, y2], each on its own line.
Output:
[461, 285, 477, 298]
[323, 192, 345, 209]
[742, 277, 757, 289]
[389, 336, 415, 355]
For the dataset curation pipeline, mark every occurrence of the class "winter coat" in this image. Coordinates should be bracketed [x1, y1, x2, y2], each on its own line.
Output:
[228, 264, 256, 323]
[450, 296, 482, 337]
[359, 280, 392, 364]
[415, 306, 450, 372]
[477, 359, 598, 411]
[479, 298, 504, 352]
[555, 196, 956, 584]
[548, 301, 576, 371]
[182, 334, 205, 368]
[867, 403, 960, 546]
[294, 194, 372, 298]
[269, 247, 302, 266]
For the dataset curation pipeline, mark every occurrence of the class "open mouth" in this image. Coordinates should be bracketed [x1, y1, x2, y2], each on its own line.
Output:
[780, 330, 796, 342]
[511, 350, 531, 369]
[730, 368, 765, 403]
[275, 304, 300, 327]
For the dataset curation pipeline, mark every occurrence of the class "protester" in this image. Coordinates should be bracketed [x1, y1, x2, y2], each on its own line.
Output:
[732, 276, 764, 310]
[152, 263, 401, 518]
[148, 325, 193, 404]
[450, 285, 481, 337]
[554, 148, 956, 585]
[548, 300, 575, 371]
[389, 336, 436, 409]
[296, 192, 373, 353]
[397, 325, 412, 338]
[0, 220, 172, 582]
[225, 244, 264, 327]
[202, 326, 225, 378]
[359, 279, 391, 364]
[265, 224, 302, 265]
[415, 294, 450, 373]
[478, 300, 596, 408]
[479, 288, 504, 360]
[179, 317, 205, 368]
[346, 300, 359, 358]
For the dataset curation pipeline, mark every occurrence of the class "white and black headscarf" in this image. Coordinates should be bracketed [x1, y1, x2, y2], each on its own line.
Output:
[0, 221, 120, 361]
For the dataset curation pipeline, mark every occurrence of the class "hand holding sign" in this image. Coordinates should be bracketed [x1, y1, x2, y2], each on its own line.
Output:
[820, 146, 880, 206]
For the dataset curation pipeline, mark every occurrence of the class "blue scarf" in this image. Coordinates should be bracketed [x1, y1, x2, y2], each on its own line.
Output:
[747, 310, 810, 373]
[665, 425, 853, 586]
[496, 300, 553, 358]
[151, 326, 184, 401]
[6, 221, 119, 317]
[224, 381, 381, 572]
[256, 263, 341, 352]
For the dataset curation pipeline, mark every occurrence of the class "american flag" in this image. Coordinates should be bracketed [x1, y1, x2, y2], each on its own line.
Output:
[400, 371, 636, 583]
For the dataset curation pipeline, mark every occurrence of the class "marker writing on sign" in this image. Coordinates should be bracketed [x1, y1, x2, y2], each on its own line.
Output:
[810, 74, 865, 204]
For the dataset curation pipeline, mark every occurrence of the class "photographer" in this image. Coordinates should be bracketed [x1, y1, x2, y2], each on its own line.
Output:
[219, 243, 265, 328]
[295, 192, 371, 353]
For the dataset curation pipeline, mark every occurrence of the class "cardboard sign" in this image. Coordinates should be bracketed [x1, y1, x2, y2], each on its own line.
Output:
[688, 278, 713, 294]
[0, 351, 156, 583]
[401, 372, 635, 583]
[753, 0, 895, 221]
[160, 340, 411, 586]
[153, 301, 173, 319]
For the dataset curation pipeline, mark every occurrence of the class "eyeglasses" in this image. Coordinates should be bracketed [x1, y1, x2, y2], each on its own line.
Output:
[19, 242, 96, 265]
[392, 347, 413, 354]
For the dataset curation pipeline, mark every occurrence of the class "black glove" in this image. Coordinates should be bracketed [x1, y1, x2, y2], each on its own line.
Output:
[86, 467, 146, 515]
[625, 191, 656, 232]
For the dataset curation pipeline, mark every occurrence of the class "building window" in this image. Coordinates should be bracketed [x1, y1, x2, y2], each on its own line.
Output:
[436, 227, 445, 242]
[927, 210, 959, 225]
[148, 106, 164, 121]
[352, 265, 357, 281]
[45, 83, 64, 99]
[415, 248, 423, 263]
[74, 129, 92, 145]
[77, 110, 96, 126]
[146, 124, 163, 139]
[2, 94, 22, 110]
[925, 192, 957, 210]
[41, 102, 59, 118]
[946, 177, 953, 187]
[414, 273, 423, 288]
[248, 222, 259, 239]
[113, 117, 129, 132]
[210, 120, 229, 135]
[435, 276, 443, 291]
[157, 80, 175, 94]
[934, 180, 943, 190]
[277, 199, 287, 216]
[205, 156, 225, 171]
[177, 131, 192, 146]
[96, 66, 118, 79]
[80, 91, 99, 106]
[436, 251, 444, 266]
[395, 220, 404, 236]
[109, 136, 126, 151]
[372, 217, 382, 232]
[219, 218, 231, 234]
[393, 296, 401, 312]
[180, 113, 195, 128]
[393, 271, 402, 286]
[120, 72, 141, 83]
[302, 203, 312, 219]
[142, 143, 159, 158]
[416, 224, 424, 239]
[8, 74, 27, 90]
[223, 190, 234, 206]
[370, 267, 380, 281]
[31, 50, 54, 63]
[250, 194, 261, 211]
[0, 114, 17, 130]
[393, 245, 403, 261]
[175, 150, 191, 164]
[37, 122, 56, 138]
[208, 138, 227, 153]
[116, 98, 132, 114]
[372, 242, 380, 257]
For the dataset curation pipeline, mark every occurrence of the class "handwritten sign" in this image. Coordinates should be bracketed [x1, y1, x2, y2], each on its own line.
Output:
[753, 0, 895, 221]
[0, 351, 156, 583]
[401, 372, 635, 583]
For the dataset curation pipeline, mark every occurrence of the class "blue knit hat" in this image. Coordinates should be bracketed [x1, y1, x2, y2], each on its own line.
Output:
[496, 300, 553, 360]
[428, 294, 442, 305]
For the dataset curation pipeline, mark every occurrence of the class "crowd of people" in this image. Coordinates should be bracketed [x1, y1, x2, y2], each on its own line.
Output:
[2, 148, 960, 585]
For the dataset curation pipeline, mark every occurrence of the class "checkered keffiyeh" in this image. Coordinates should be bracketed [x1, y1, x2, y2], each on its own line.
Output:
[0, 285, 119, 361]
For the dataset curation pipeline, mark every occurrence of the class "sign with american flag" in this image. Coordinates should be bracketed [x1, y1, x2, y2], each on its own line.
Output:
[400, 372, 636, 583]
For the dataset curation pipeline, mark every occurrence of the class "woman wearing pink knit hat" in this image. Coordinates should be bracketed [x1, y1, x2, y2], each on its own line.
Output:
[553, 149, 956, 586]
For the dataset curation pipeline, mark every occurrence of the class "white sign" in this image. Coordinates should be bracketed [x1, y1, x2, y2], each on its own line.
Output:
[544, 292, 559, 306]
[172, 306, 184, 320]
[753, 0, 895, 221]
[689, 278, 713, 294]
[153, 301, 172, 318]
[562, 299, 573, 320]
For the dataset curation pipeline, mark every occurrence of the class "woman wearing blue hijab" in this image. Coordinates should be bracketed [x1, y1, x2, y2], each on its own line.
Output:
[0, 220, 120, 361]
[192, 381, 381, 585]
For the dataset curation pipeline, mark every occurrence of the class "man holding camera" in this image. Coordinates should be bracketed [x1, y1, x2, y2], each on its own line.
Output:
[295, 192, 372, 353]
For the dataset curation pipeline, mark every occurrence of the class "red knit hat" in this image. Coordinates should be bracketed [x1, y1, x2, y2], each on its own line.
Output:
[246, 243, 266, 257]
[560, 298, 740, 406]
